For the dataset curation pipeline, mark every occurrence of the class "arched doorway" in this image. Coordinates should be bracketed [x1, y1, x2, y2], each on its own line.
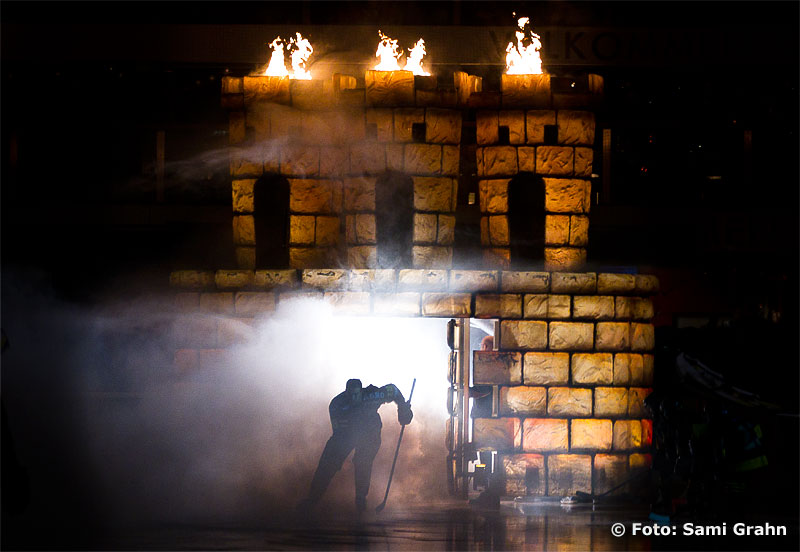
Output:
[507, 173, 545, 268]
[375, 172, 414, 268]
[253, 173, 290, 268]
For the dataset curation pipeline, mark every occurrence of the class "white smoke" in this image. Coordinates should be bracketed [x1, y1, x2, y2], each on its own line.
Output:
[1, 276, 451, 530]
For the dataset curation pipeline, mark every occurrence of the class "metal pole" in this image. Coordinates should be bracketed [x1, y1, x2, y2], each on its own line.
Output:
[460, 318, 470, 499]
[602, 128, 612, 204]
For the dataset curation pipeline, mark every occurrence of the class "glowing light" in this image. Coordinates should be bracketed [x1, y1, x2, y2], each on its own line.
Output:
[289, 32, 313, 80]
[505, 15, 544, 75]
[405, 39, 431, 76]
[374, 32, 431, 75]
[248, 298, 451, 424]
[374, 31, 404, 71]
[265, 37, 289, 77]
[262, 33, 314, 79]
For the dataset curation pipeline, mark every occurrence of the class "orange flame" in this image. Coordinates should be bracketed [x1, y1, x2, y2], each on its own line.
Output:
[289, 32, 313, 80]
[374, 32, 431, 75]
[265, 37, 289, 78]
[505, 16, 544, 75]
[374, 31, 403, 71]
[262, 33, 314, 79]
[405, 39, 431, 76]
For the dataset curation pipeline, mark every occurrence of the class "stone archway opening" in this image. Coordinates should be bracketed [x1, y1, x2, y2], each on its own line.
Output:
[254, 173, 290, 268]
[507, 172, 545, 268]
[375, 172, 414, 269]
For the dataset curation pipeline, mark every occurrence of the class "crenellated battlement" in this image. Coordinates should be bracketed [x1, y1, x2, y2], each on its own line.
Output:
[222, 70, 603, 272]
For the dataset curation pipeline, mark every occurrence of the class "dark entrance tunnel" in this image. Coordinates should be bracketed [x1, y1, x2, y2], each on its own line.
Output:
[507, 173, 545, 268]
[254, 173, 290, 268]
[375, 172, 414, 269]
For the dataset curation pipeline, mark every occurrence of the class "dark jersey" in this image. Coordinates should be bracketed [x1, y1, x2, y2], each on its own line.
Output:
[329, 384, 403, 432]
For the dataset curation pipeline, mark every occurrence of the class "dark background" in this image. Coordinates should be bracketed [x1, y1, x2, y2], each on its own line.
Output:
[1, 1, 798, 549]
[2, 1, 797, 308]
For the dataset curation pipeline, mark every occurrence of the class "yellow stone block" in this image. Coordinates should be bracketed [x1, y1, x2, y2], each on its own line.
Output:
[489, 215, 510, 246]
[545, 214, 570, 245]
[571, 353, 613, 384]
[570, 419, 612, 451]
[404, 143, 442, 175]
[319, 146, 349, 177]
[536, 146, 574, 176]
[316, 215, 342, 247]
[547, 454, 592, 496]
[479, 179, 509, 214]
[596, 322, 632, 351]
[573, 295, 615, 319]
[421, 292, 471, 316]
[499, 110, 526, 144]
[476, 111, 499, 145]
[574, 147, 594, 177]
[442, 145, 459, 176]
[594, 387, 629, 417]
[483, 146, 518, 176]
[350, 142, 386, 175]
[413, 213, 437, 243]
[393, 107, 425, 142]
[500, 271, 550, 293]
[289, 215, 315, 245]
[474, 294, 522, 318]
[473, 418, 522, 451]
[343, 177, 376, 211]
[550, 271, 596, 293]
[544, 178, 591, 213]
[545, 248, 587, 272]
[522, 418, 568, 452]
[365, 70, 414, 107]
[526, 110, 556, 144]
[500, 320, 548, 349]
[548, 321, 594, 350]
[569, 215, 590, 246]
[365, 108, 394, 142]
[547, 387, 592, 416]
[231, 179, 255, 213]
[214, 270, 255, 289]
[473, 351, 523, 385]
[413, 177, 453, 212]
[425, 108, 461, 144]
[517, 146, 536, 172]
[501, 387, 546, 416]
[523, 352, 569, 385]
[501, 74, 551, 108]
[437, 214, 456, 245]
[232, 215, 255, 245]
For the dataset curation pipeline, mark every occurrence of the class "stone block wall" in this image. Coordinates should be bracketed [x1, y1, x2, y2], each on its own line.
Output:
[223, 73, 461, 270]
[476, 109, 594, 271]
[170, 268, 656, 497]
[222, 71, 602, 271]
[468, 271, 656, 497]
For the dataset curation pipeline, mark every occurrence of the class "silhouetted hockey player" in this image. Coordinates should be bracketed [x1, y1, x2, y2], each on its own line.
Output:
[298, 378, 413, 514]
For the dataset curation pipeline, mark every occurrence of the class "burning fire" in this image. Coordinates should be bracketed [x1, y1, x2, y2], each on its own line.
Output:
[374, 31, 431, 76]
[262, 33, 314, 79]
[505, 16, 544, 75]
[405, 39, 431, 76]
[374, 31, 404, 71]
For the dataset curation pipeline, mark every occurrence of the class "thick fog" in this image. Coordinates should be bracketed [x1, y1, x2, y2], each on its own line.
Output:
[1, 271, 452, 532]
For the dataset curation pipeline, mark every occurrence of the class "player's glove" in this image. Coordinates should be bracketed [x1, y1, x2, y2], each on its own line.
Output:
[398, 402, 414, 426]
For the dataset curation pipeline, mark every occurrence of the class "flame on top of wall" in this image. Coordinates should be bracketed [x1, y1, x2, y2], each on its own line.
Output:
[261, 32, 314, 79]
[374, 31, 431, 76]
[505, 15, 544, 75]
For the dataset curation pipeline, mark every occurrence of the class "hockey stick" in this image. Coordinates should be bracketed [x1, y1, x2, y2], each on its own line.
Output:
[375, 378, 416, 513]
